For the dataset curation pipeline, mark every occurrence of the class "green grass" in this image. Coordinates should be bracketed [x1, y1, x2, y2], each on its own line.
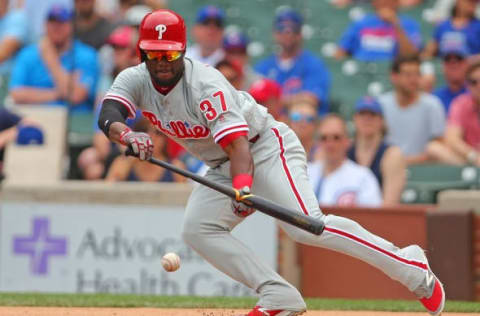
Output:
[0, 293, 479, 313]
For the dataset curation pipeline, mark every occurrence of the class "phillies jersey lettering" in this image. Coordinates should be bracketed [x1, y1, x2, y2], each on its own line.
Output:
[142, 110, 210, 139]
[104, 58, 273, 167]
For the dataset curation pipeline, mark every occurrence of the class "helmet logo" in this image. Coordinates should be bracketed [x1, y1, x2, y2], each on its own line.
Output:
[155, 24, 167, 39]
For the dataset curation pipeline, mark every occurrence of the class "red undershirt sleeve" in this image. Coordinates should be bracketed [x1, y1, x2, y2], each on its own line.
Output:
[217, 131, 248, 148]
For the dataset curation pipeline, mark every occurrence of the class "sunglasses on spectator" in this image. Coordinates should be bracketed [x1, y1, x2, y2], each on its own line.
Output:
[318, 134, 344, 142]
[444, 55, 464, 63]
[289, 112, 316, 123]
[200, 19, 223, 28]
[112, 44, 129, 50]
[468, 78, 480, 86]
[145, 50, 183, 62]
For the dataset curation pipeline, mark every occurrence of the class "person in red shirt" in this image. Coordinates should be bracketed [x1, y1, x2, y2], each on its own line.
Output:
[428, 60, 480, 165]
[248, 78, 284, 120]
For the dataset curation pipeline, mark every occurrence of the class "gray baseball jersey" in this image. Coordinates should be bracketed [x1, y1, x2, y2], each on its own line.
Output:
[104, 58, 433, 312]
[105, 58, 273, 167]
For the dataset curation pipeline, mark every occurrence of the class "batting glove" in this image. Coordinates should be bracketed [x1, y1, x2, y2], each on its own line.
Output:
[119, 128, 153, 161]
[232, 174, 255, 217]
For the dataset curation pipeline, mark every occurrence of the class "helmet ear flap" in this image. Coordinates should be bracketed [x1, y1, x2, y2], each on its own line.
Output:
[140, 50, 147, 62]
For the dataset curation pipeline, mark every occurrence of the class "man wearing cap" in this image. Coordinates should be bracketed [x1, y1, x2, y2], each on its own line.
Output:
[335, 0, 421, 61]
[74, 0, 117, 50]
[248, 78, 284, 120]
[255, 8, 331, 115]
[433, 41, 469, 113]
[348, 96, 406, 205]
[223, 30, 262, 91]
[21, 0, 72, 43]
[9, 4, 99, 112]
[185, 5, 225, 66]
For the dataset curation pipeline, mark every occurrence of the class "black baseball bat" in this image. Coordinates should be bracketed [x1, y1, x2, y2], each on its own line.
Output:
[125, 148, 325, 235]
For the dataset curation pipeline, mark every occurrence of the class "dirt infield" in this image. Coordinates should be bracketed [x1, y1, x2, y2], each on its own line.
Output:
[0, 307, 477, 316]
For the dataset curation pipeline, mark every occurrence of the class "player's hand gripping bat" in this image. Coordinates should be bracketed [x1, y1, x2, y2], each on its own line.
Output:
[125, 148, 325, 235]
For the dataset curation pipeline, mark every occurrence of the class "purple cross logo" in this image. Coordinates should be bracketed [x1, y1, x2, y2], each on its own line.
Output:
[13, 217, 67, 275]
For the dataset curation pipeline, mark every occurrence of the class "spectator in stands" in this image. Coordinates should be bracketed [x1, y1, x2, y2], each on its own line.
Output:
[9, 4, 99, 113]
[106, 118, 186, 182]
[0, 108, 43, 179]
[335, 0, 422, 61]
[123, 4, 151, 27]
[0, 0, 28, 103]
[97, 0, 164, 24]
[308, 114, 382, 207]
[348, 96, 406, 205]
[223, 30, 261, 91]
[255, 8, 331, 115]
[21, 0, 73, 43]
[97, 25, 138, 98]
[423, 0, 480, 59]
[74, 0, 117, 50]
[426, 0, 480, 24]
[433, 40, 469, 113]
[77, 25, 139, 180]
[248, 78, 285, 121]
[379, 55, 446, 165]
[185, 5, 225, 66]
[216, 59, 244, 91]
[428, 61, 480, 165]
[286, 101, 319, 161]
[332, 0, 424, 8]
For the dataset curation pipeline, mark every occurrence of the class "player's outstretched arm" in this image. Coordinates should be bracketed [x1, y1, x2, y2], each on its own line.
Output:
[98, 99, 153, 161]
[98, 99, 130, 143]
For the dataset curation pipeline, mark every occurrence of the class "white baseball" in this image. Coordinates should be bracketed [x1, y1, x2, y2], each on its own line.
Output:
[161, 252, 180, 272]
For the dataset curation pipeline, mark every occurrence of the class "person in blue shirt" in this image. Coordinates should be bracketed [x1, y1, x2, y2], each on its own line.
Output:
[335, 0, 422, 61]
[9, 4, 98, 113]
[423, 0, 480, 58]
[433, 39, 469, 113]
[0, 0, 29, 103]
[255, 8, 331, 115]
[0, 0, 28, 76]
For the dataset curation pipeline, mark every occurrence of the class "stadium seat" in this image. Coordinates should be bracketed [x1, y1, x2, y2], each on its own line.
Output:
[3, 106, 67, 185]
[68, 111, 95, 147]
[401, 164, 479, 204]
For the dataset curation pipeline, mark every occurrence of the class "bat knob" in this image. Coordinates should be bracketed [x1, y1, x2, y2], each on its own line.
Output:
[125, 146, 136, 157]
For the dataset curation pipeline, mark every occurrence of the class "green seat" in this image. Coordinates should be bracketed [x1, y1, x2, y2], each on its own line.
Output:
[402, 164, 479, 203]
[68, 111, 95, 147]
[407, 164, 479, 183]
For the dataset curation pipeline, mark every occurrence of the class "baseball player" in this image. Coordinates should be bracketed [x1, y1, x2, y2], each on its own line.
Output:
[98, 9, 445, 316]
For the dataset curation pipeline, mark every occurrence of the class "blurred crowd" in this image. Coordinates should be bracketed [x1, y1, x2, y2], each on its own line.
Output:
[1, 0, 480, 208]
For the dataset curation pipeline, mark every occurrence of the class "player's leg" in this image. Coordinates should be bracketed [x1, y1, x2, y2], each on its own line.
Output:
[181, 165, 305, 313]
[252, 124, 444, 315]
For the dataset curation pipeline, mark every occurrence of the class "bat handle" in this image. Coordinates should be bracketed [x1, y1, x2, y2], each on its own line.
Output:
[125, 146, 137, 157]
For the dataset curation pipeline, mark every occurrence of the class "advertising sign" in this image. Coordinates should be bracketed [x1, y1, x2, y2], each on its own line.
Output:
[0, 202, 277, 296]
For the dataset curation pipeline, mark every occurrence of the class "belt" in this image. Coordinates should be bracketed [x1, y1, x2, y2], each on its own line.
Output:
[249, 134, 260, 143]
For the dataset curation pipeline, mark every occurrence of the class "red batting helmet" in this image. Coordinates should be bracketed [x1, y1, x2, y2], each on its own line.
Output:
[137, 9, 186, 56]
